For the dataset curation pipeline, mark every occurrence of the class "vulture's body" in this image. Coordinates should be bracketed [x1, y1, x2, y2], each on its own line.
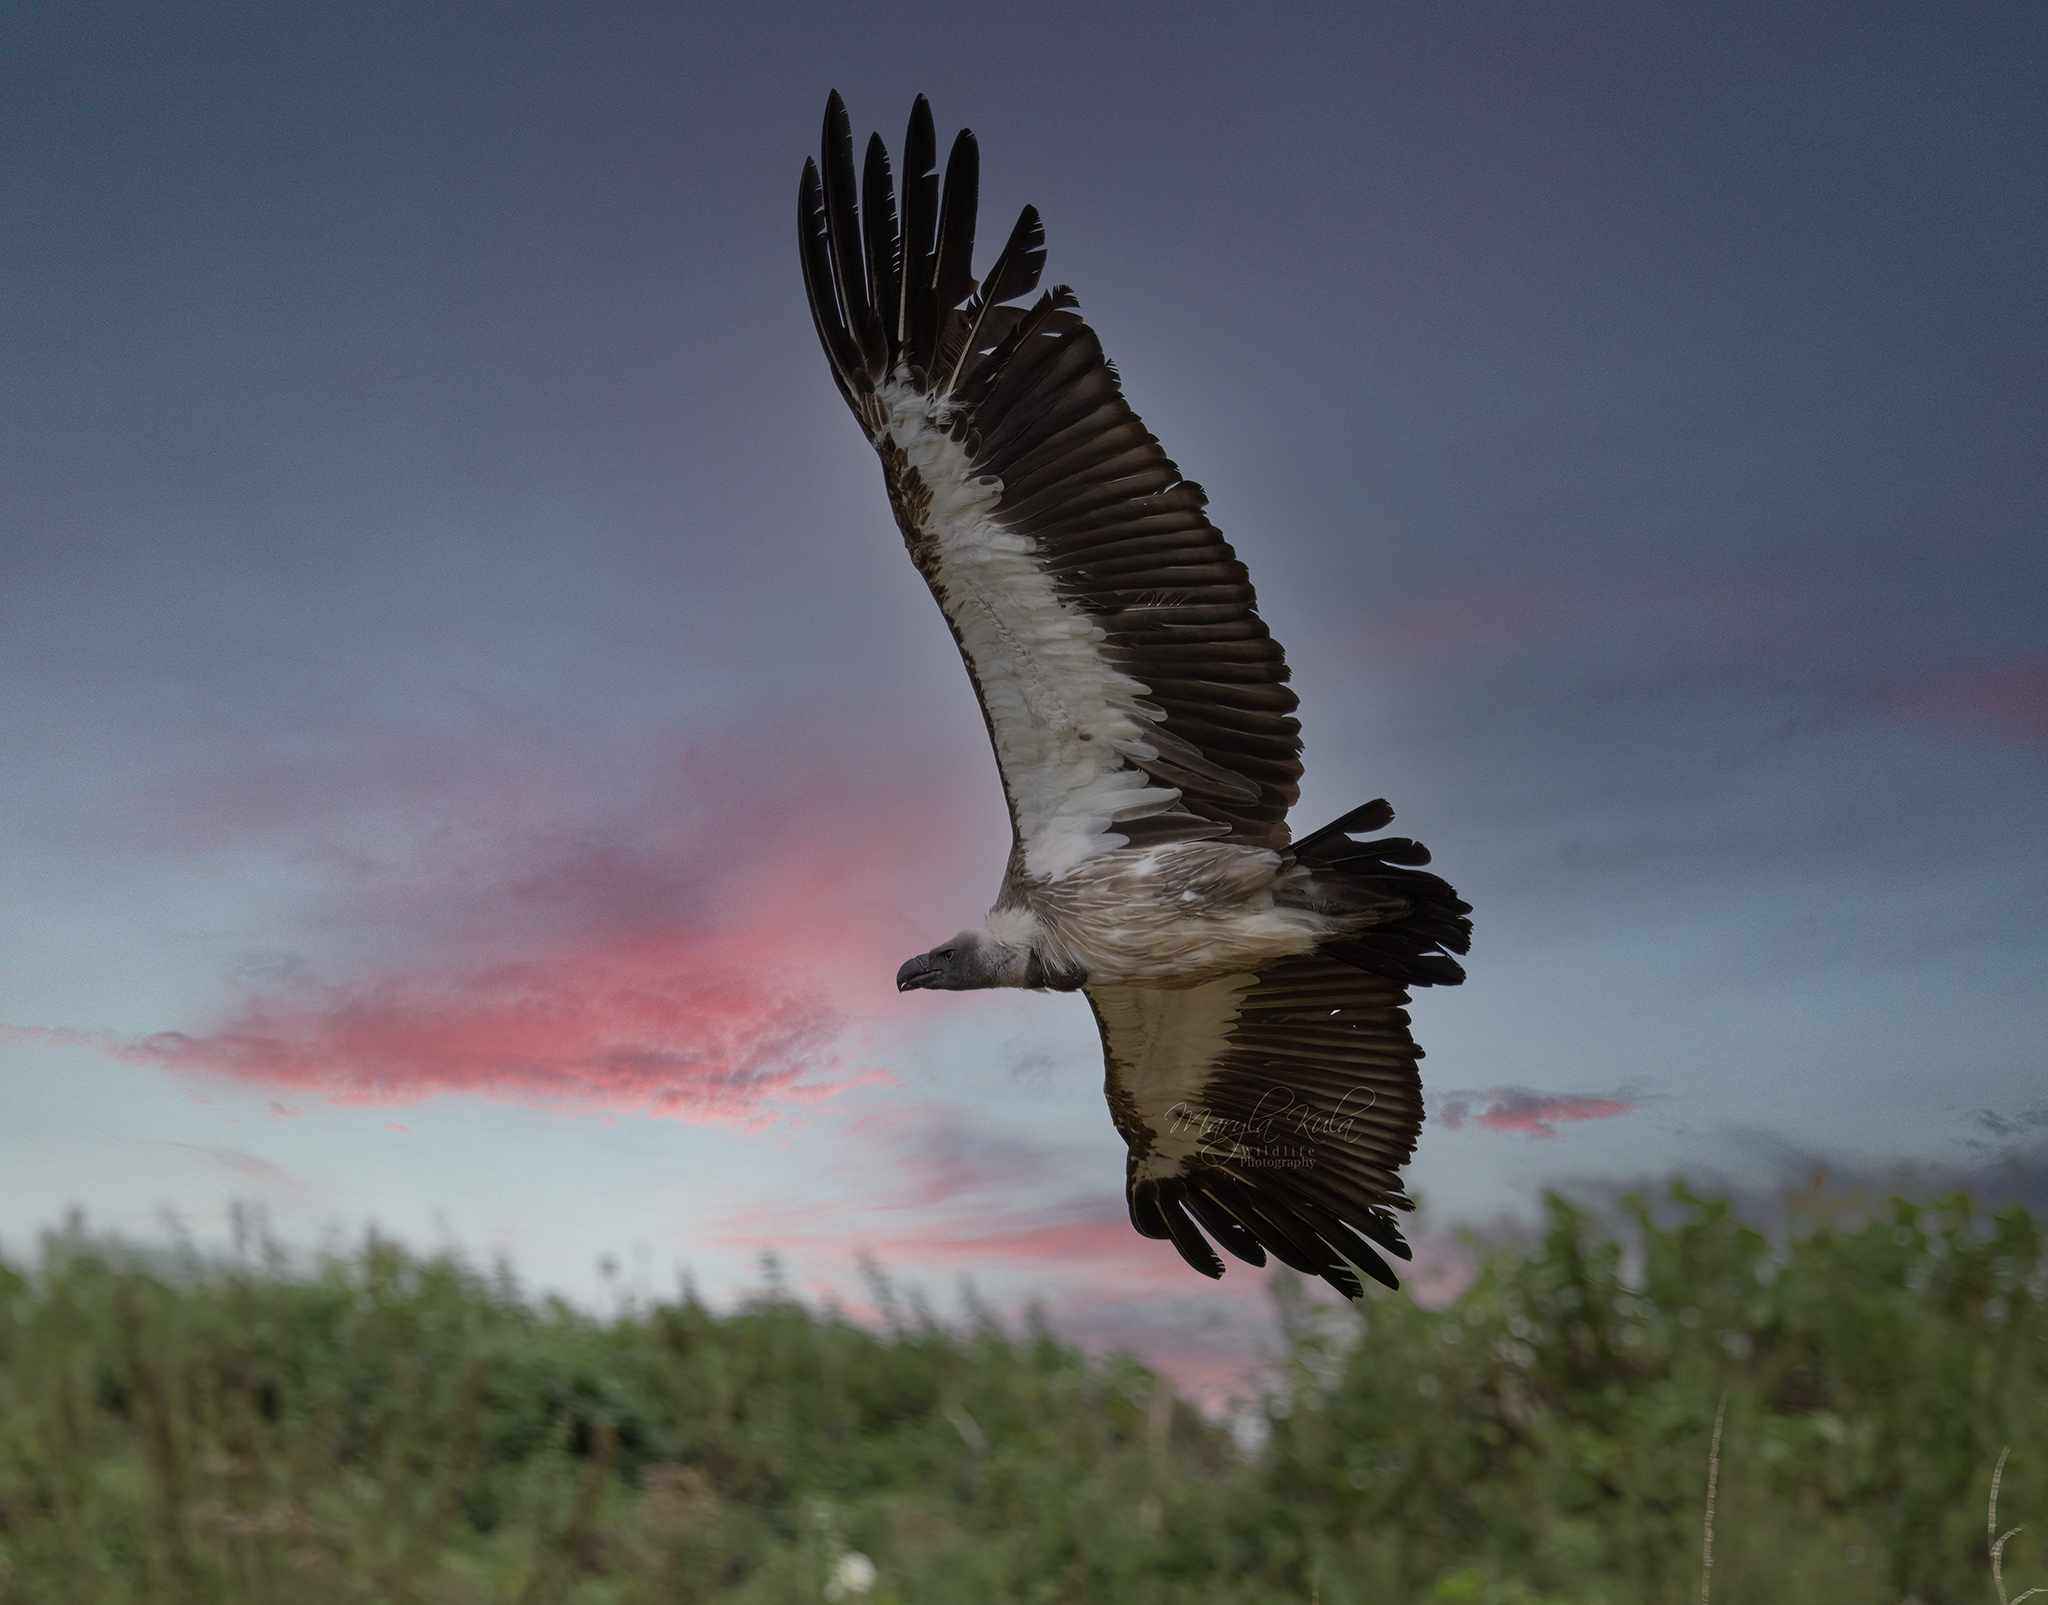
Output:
[800, 95, 1471, 1298]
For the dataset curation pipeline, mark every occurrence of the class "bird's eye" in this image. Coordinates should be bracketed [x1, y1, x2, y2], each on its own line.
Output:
[934, 947, 955, 961]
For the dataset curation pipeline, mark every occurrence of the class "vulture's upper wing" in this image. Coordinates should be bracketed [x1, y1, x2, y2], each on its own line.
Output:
[1088, 953, 1425, 1297]
[800, 94, 1302, 885]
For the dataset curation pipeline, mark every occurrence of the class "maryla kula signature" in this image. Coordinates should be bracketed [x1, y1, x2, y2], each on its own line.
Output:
[1162, 1084, 1378, 1166]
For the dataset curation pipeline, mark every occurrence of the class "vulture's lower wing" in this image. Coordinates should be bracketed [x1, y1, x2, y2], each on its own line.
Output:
[1088, 954, 1425, 1297]
[800, 94, 1305, 886]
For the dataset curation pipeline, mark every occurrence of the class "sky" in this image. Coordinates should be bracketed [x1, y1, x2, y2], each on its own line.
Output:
[3, 1, 2043, 1401]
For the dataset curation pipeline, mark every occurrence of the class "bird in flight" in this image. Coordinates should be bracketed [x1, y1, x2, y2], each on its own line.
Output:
[799, 94, 1471, 1298]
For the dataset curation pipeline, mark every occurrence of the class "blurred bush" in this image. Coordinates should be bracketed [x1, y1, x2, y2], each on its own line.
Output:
[0, 1184, 2039, 1603]
[1259, 1186, 2046, 1604]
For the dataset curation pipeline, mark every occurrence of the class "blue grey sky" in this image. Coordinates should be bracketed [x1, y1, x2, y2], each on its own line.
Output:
[3, 2, 2042, 1393]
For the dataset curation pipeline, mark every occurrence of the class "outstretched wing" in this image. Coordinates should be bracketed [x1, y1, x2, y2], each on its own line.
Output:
[1087, 953, 1427, 1297]
[800, 93, 1303, 888]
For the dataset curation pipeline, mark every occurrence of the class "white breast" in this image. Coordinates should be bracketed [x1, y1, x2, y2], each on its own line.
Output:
[1030, 841, 1334, 986]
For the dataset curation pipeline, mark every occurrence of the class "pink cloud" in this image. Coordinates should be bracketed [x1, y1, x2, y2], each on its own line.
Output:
[121, 942, 853, 1124]
[1890, 662, 2048, 739]
[713, 1195, 1144, 1268]
[876, 1210, 1182, 1277]
[1438, 1087, 1643, 1139]
[14, 725, 990, 1124]
[712, 1188, 1240, 1300]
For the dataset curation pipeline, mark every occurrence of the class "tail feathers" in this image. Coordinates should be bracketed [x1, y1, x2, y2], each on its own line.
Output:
[1290, 797, 1393, 855]
[1293, 799, 1472, 989]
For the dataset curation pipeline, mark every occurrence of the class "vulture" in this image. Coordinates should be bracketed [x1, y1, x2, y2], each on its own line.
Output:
[798, 94, 1471, 1298]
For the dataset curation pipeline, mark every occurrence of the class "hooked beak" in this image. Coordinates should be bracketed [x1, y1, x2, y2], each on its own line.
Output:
[896, 953, 940, 992]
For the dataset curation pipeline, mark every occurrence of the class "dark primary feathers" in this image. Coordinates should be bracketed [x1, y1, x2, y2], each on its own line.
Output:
[800, 91, 1302, 854]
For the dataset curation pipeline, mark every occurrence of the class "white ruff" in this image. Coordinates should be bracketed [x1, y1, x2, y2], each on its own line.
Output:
[880, 381, 1182, 881]
[1092, 975, 1259, 1181]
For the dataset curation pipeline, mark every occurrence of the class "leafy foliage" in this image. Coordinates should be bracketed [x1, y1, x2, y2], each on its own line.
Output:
[1262, 1186, 2047, 1603]
[0, 1185, 2040, 1603]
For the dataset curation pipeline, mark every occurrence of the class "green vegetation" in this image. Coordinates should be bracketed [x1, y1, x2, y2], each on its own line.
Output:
[0, 1186, 2041, 1603]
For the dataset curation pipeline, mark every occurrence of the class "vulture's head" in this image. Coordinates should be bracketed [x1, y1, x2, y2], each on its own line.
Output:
[896, 930, 1026, 992]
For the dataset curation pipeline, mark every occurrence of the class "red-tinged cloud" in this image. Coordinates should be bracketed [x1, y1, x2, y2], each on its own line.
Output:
[1891, 662, 2048, 739]
[1438, 1087, 1643, 1139]
[711, 1187, 1236, 1299]
[121, 944, 855, 1124]
[874, 1210, 1182, 1278]
[714, 1195, 1163, 1274]
[15, 725, 993, 1123]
